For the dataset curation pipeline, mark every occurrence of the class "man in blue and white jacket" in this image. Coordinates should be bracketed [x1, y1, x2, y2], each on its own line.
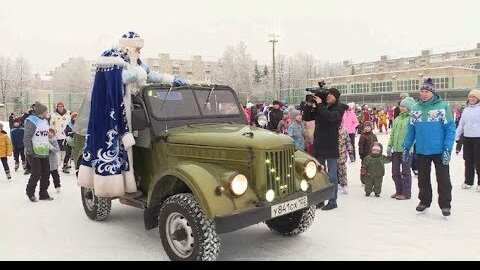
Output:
[403, 78, 456, 217]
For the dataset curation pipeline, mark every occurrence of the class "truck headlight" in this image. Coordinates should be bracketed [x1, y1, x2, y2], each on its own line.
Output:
[300, 180, 309, 192]
[304, 160, 317, 179]
[256, 114, 267, 126]
[228, 174, 248, 196]
[265, 189, 275, 202]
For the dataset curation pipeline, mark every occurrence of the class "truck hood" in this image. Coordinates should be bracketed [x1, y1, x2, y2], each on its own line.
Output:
[166, 123, 294, 150]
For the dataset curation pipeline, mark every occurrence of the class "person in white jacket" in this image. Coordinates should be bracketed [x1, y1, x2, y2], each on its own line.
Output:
[455, 89, 480, 191]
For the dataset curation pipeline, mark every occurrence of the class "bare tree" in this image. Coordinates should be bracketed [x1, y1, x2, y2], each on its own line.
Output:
[219, 42, 254, 102]
[51, 57, 91, 94]
[12, 56, 32, 113]
[0, 57, 13, 107]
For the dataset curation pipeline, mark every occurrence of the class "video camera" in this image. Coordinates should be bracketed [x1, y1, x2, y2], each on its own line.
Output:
[305, 81, 329, 103]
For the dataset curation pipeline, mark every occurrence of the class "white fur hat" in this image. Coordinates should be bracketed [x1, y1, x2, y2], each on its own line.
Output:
[119, 31, 144, 48]
[468, 89, 480, 100]
[347, 102, 355, 109]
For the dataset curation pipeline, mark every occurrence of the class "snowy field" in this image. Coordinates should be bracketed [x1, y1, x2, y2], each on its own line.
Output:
[1, 126, 479, 261]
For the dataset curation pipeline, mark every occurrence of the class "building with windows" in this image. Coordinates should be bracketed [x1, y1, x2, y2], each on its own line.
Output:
[343, 44, 480, 74]
[145, 54, 223, 83]
[307, 45, 480, 108]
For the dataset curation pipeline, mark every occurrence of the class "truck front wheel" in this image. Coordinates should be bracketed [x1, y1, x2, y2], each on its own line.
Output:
[81, 187, 112, 221]
[266, 206, 316, 236]
[158, 193, 220, 261]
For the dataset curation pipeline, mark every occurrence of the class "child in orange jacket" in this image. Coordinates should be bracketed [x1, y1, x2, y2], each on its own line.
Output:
[0, 123, 13, 180]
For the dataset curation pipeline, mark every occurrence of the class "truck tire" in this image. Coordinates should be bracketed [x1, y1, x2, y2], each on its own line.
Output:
[158, 193, 220, 261]
[266, 206, 316, 236]
[81, 187, 112, 221]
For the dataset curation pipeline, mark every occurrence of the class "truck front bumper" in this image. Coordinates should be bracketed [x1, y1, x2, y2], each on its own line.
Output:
[214, 184, 335, 234]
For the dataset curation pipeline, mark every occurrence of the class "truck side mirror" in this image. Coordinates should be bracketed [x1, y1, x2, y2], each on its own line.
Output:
[132, 106, 147, 131]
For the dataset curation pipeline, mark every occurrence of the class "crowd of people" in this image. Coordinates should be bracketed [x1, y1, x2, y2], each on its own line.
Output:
[243, 78, 480, 217]
[4, 101, 77, 202]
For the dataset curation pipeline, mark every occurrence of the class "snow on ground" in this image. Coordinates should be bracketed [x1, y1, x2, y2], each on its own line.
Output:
[1, 125, 479, 260]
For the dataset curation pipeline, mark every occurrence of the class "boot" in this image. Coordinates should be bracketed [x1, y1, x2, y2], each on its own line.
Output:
[14, 162, 19, 172]
[22, 161, 27, 170]
[6, 171, 11, 180]
[62, 165, 70, 174]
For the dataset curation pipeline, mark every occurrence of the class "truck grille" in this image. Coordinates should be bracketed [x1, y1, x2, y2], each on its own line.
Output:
[265, 147, 296, 197]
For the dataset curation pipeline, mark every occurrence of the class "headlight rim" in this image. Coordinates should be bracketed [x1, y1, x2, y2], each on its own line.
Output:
[228, 173, 249, 196]
[304, 160, 317, 179]
[256, 114, 268, 126]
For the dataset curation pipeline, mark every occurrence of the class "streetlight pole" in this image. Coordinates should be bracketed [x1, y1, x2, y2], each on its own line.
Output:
[269, 32, 279, 100]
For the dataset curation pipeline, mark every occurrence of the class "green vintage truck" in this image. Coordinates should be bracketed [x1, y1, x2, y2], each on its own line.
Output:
[73, 84, 334, 261]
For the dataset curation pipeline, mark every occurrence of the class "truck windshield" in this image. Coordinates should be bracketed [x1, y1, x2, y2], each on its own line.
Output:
[146, 88, 240, 119]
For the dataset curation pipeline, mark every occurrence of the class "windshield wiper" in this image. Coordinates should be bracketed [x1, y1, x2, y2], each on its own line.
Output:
[160, 84, 174, 112]
[204, 85, 216, 109]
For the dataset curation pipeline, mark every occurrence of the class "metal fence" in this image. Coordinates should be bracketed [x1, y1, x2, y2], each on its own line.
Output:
[239, 87, 474, 109]
[1, 92, 86, 121]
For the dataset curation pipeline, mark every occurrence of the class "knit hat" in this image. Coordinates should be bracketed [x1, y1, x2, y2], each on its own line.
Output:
[420, 78, 436, 94]
[119, 31, 144, 48]
[289, 109, 301, 119]
[400, 97, 416, 111]
[347, 102, 355, 109]
[34, 101, 48, 115]
[468, 89, 480, 100]
[328, 88, 341, 100]
[399, 92, 409, 99]
[363, 121, 373, 129]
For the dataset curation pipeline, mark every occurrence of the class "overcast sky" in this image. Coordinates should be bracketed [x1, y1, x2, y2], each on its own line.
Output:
[1, 0, 480, 74]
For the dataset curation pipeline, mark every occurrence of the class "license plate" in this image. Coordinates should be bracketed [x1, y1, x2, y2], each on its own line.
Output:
[271, 196, 308, 218]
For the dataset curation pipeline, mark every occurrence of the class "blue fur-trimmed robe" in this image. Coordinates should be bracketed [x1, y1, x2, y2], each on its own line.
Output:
[77, 55, 137, 197]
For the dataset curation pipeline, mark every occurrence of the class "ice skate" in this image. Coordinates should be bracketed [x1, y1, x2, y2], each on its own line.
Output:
[461, 183, 473, 189]
[14, 162, 19, 172]
[416, 204, 429, 214]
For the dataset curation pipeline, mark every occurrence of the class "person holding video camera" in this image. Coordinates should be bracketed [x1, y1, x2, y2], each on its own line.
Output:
[303, 85, 348, 210]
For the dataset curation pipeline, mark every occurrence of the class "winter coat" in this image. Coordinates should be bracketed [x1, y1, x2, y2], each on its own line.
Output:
[362, 110, 371, 123]
[268, 108, 284, 131]
[378, 111, 388, 125]
[303, 102, 347, 158]
[288, 120, 306, 150]
[0, 131, 13, 158]
[342, 109, 359, 134]
[387, 108, 394, 119]
[361, 154, 392, 178]
[48, 138, 60, 171]
[50, 109, 71, 140]
[64, 122, 75, 147]
[10, 127, 25, 150]
[358, 131, 378, 160]
[393, 106, 401, 119]
[388, 112, 410, 153]
[455, 103, 480, 140]
[277, 116, 291, 134]
[244, 108, 252, 125]
[404, 95, 456, 155]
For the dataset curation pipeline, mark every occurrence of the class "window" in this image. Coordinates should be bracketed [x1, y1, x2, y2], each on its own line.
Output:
[431, 77, 449, 89]
[350, 83, 369, 94]
[430, 55, 443, 63]
[371, 81, 393, 93]
[195, 89, 240, 116]
[397, 79, 420, 92]
[331, 84, 348, 94]
[147, 89, 200, 119]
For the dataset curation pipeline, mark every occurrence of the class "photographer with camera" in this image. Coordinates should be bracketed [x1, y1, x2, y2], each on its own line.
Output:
[303, 82, 348, 210]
